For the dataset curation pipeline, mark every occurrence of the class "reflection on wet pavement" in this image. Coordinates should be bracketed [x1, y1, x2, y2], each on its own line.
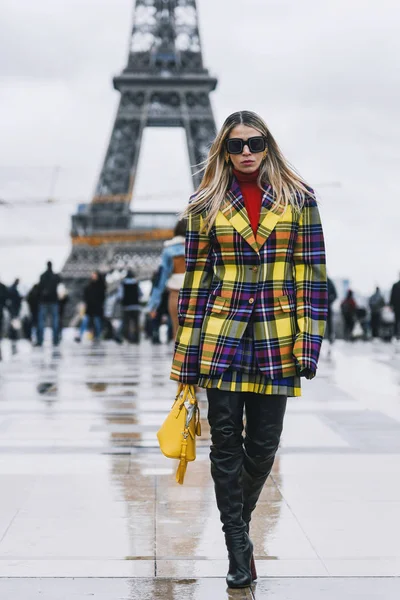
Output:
[0, 577, 399, 599]
[0, 337, 400, 598]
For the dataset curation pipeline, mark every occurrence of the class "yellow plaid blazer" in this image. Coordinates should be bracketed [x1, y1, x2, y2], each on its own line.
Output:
[171, 180, 328, 384]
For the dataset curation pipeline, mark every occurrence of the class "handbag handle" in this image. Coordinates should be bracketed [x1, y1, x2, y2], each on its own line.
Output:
[175, 384, 200, 435]
[175, 383, 197, 406]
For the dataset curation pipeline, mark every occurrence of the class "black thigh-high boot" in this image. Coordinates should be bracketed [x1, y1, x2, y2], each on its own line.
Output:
[207, 389, 253, 589]
[242, 394, 287, 553]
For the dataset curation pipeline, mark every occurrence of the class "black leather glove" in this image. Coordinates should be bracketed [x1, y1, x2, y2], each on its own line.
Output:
[299, 367, 315, 380]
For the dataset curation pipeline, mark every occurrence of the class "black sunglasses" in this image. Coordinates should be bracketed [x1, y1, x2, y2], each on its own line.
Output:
[226, 136, 267, 154]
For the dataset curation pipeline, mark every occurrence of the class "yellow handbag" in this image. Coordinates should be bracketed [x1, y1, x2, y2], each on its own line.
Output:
[157, 384, 201, 484]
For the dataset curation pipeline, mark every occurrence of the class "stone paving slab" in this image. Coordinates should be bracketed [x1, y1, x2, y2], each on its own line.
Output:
[0, 336, 400, 585]
[0, 577, 400, 599]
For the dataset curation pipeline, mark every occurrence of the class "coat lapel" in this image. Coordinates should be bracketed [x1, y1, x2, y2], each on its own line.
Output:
[256, 185, 286, 251]
[220, 178, 259, 253]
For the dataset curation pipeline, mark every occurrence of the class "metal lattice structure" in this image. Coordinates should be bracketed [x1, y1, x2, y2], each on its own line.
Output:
[95, 0, 217, 201]
[62, 0, 217, 307]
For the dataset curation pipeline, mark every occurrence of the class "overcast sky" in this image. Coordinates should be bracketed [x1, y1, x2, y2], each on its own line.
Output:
[0, 0, 399, 295]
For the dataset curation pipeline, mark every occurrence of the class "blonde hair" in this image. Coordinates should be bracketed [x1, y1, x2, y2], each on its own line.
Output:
[183, 110, 314, 232]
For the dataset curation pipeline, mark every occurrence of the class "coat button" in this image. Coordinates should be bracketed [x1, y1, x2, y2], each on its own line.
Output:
[249, 298, 254, 304]
[252, 266, 258, 272]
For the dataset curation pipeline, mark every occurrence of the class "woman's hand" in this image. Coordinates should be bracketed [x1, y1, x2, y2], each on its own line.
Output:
[300, 368, 315, 380]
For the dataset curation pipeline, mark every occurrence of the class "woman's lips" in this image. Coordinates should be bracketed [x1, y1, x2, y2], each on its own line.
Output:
[241, 160, 254, 165]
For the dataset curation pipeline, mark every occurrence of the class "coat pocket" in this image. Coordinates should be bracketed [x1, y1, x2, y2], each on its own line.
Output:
[263, 294, 297, 340]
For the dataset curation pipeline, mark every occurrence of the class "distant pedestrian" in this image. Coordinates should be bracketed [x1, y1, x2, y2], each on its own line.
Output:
[327, 277, 337, 345]
[146, 269, 172, 344]
[97, 271, 107, 307]
[75, 272, 105, 343]
[57, 283, 69, 341]
[368, 287, 385, 339]
[148, 220, 186, 339]
[36, 261, 62, 347]
[341, 289, 357, 340]
[103, 284, 120, 342]
[0, 277, 9, 358]
[7, 278, 22, 344]
[27, 283, 40, 343]
[7, 279, 22, 318]
[390, 274, 400, 339]
[118, 270, 142, 343]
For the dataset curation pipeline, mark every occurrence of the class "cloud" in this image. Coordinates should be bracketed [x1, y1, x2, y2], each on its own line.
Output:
[0, 0, 398, 293]
[0, 0, 131, 79]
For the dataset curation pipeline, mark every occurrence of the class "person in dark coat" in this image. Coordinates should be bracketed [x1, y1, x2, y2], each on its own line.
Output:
[27, 283, 40, 343]
[96, 271, 106, 308]
[75, 272, 105, 342]
[369, 287, 385, 339]
[36, 261, 61, 346]
[341, 289, 357, 341]
[118, 269, 142, 343]
[7, 279, 22, 318]
[0, 278, 9, 356]
[390, 274, 400, 339]
[7, 279, 22, 344]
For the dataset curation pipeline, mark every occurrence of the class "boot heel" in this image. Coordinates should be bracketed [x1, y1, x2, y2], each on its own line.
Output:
[250, 554, 257, 581]
[226, 534, 253, 589]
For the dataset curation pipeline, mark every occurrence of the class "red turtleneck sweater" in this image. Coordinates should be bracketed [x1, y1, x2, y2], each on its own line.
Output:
[233, 168, 262, 235]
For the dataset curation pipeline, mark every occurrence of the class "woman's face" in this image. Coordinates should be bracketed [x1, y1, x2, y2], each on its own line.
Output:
[227, 124, 266, 173]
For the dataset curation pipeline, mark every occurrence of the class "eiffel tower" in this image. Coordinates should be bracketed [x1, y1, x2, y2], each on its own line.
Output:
[62, 0, 217, 300]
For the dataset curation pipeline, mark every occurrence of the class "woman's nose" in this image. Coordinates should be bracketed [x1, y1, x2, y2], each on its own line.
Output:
[242, 144, 251, 155]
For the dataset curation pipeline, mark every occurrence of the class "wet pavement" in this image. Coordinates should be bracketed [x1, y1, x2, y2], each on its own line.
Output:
[0, 334, 400, 598]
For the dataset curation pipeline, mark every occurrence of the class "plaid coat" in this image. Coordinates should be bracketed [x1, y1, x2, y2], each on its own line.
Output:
[170, 178, 328, 384]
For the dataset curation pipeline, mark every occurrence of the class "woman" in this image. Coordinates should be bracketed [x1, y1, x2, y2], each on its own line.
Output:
[170, 111, 327, 588]
[148, 220, 186, 339]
